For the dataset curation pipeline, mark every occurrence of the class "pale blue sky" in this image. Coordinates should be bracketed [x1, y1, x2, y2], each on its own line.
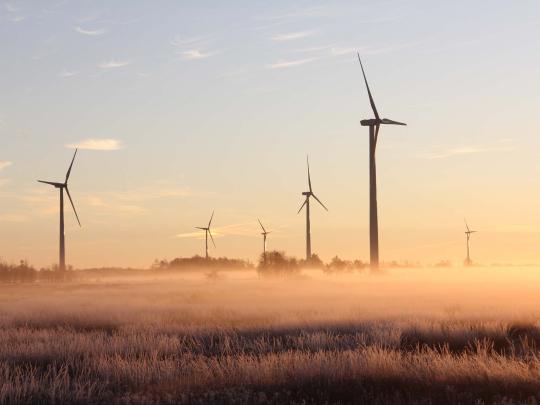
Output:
[1, 1, 540, 267]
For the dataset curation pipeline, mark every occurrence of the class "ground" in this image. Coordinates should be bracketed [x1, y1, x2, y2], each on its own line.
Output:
[1, 266, 540, 404]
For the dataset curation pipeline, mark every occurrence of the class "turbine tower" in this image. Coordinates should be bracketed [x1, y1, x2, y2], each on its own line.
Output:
[37, 149, 81, 272]
[258, 218, 271, 264]
[298, 156, 328, 261]
[195, 211, 215, 259]
[464, 220, 477, 266]
[357, 53, 406, 270]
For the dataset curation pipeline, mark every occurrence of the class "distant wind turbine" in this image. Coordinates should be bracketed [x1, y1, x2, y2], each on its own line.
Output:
[357, 53, 407, 270]
[258, 218, 271, 264]
[464, 220, 477, 266]
[298, 156, 328, 261]
[195, 211, 215, 259]
[37, 149, 81, 272]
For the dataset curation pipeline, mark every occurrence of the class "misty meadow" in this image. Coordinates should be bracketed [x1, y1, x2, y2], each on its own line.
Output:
[0, 263, 540, 404]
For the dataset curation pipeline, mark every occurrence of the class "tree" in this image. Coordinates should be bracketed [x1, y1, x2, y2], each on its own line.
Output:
[258, 251, 299, 277]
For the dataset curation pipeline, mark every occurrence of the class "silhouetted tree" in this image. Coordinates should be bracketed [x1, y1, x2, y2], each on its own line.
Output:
[302, 253, 324, 268]
[257, 251, 300, 277]
[0, 260, 37, 283]
[153, 256, 253, 272]
[324, 257, 368, 273]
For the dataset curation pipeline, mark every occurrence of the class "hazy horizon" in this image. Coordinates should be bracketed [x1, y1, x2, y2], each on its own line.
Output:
[2, 0, 540, 268]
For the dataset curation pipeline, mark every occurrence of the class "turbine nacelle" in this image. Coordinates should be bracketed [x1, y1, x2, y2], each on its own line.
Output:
[38, 180, 66, 189]
[360, 118, 407, 127]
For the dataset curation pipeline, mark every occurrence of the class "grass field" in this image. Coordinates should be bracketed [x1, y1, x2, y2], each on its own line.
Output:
[2, 266, 540, 404]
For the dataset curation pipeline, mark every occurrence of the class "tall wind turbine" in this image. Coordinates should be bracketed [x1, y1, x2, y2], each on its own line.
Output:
[258, 218, 271, 264]
[195, 211, 215, 259]
[298, 156, 328, 261]
[357, 53, 406, 270]
[464, 220, 477, 266]
[37, 149, 81, 272]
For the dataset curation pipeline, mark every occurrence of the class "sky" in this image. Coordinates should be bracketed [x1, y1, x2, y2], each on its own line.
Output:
[1, 0, 540, 268]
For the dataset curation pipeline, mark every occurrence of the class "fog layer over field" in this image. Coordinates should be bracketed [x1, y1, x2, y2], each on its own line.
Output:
[2, 266, 540, 404]
[3, 266, 538, 324]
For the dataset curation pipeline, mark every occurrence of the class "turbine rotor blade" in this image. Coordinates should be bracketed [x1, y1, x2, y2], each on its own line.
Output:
[312, 193, 328, 211]
[381, 118, 407, 126]
[208, 210, 214, 228]
[65, 148, 78, 183]
[357, 53, 379, 121]
[297, 199, 307, 214]
[375, 123, 380, 145]
[38, 180, 64, 187]
[307, 155, 312, 192]
[195, 227, 207, 230]
[464, 219, 470, 233]
[257, 218, 266, 233]
[208, 230, 216, 247]
[65, 187, 81, 227]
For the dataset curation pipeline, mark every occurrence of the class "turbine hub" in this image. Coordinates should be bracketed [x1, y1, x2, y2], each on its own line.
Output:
[360, 119, 379, 126]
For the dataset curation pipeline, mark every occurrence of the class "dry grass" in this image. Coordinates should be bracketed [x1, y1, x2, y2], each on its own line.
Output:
[1, 267, 540, 404]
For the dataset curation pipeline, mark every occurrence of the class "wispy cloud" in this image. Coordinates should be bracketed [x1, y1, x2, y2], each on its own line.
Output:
[419, 142, 516, 160]
[3, 2, 24, 22]
[171, 35, 221, 61]
[75, 26, 107, 36]
[174, 230, 207, 239]
[6, 15, 24, 22]
[98, 60, 131, 69]
[268, 57, 318, 69]
[58, 69, 78, 78]
[174, 222, 256, 239]
[331, 47, 356, 56]
[0, 161, 12, 171]
[5, 2, 19, 12]
[170, 35, 211, 47]
[66, 138, 123, 151]
[271, 31, 314, 42]
[180, 49, 219, 60]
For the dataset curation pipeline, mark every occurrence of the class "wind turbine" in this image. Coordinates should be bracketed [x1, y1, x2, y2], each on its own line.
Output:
[357, 53, 406, 270]
[195, 211, 215, 259]
[298, 156, 328, 261]
[464, 220, 477, 266]
[258, 218, 271, 264]
[37, 149, 81, 272]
